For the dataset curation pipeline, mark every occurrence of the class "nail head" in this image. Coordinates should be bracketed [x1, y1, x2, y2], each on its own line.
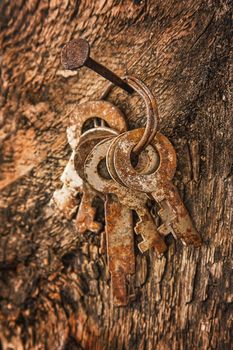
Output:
[61, 39, 90, 70]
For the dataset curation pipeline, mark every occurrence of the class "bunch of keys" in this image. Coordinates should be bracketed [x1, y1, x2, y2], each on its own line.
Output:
[52, 40, 202, 306]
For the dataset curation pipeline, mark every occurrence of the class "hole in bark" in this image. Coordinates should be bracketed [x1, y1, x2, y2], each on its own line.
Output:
[61, 251, 76, 268]
[63, 335, 83, 350]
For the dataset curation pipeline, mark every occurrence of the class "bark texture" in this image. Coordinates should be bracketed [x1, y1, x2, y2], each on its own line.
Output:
[0, 1, 232, 349]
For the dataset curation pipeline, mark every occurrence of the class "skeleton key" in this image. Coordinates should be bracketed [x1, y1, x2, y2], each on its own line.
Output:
[84, 138, 167, 254]
[76, 133, 136, 305]
[112, 128, 202, 247]
[53, 100, 127, 233]
[83, 139, 136, 305]
[69, 100, 127, 233]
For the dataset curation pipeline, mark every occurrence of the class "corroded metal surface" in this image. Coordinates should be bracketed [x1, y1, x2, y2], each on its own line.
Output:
[75, 182, 102, 234]
[105, 195, 135, 306]
[75, 127, 118, 234]
[53, 100, 128, 234]
[113, 129, 177, 192]
[125, 76, 159, 154]
[112, 128, 202, 246]
[52, 150, 82, 219]
[68, 100, 127, 150]
[74, 127, 118, 180]
[100, 76, 160, 154]
[83, 138, 136, 305]
[106, 132, 159, 185]
[61, 38, 90, 70]
[84, 138, 167, 255]
[61, 39, 134, 94]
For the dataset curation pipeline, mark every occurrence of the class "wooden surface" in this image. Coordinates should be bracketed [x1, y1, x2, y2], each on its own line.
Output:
[0, 1, 232, 349]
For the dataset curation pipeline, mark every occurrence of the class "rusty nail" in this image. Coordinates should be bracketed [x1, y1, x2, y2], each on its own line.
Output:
[61, 38, 134, 94]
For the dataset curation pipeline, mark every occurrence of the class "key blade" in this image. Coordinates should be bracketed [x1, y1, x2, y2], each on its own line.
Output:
[157, 186, 202, 247]
[105, 195, 135, 306]
[157, 222, 173, 237]
[75, 182, 102, 234]
[135, 216, 167, 255]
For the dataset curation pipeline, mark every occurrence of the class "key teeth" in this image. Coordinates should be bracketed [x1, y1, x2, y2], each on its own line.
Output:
[158, 207, 202, 247]
[137, 240, 150, 253]
[135, 220, 167, 255]
[158, 205, 176, 224]
[75, 205, 102, 234]
[157, 222, 171, 237]
[158, 203, 185, 240]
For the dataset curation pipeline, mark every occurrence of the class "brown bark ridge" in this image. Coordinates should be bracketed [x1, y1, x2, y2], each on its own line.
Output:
[0, 1, 232, 349]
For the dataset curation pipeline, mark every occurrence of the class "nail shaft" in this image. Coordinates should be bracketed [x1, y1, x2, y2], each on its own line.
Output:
[61, 39, 134, 94]
[86, 57, 134, 94]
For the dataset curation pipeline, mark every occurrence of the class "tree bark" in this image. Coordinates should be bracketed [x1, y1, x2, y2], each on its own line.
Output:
[0, 1, 232, 349]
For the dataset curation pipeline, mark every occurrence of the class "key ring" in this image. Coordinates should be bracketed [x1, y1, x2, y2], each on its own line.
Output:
[100, 76, 159, 154]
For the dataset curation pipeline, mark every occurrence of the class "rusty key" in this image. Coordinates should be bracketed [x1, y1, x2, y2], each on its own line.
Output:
[84, 138, 167, 255]
[76, 131, 136, 305]
[53, 100, 127, 233]
[83, 139, 136, 305]
[105, 194, 135, 305]
[113, 128, 202, 247]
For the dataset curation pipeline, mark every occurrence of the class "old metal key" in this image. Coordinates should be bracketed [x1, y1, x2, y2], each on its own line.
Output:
[105, 194, 135, 306]
[112, 128, 202, 247]
[84, 138, 167, 254]
[76, 134, 135, 305]
[84, 138, 135, 305]
[53, 100, 128, 234]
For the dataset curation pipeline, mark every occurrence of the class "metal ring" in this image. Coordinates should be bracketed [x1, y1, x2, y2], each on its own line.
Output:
[125, 76, 158, 153]
[100, 76, 159, 154]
